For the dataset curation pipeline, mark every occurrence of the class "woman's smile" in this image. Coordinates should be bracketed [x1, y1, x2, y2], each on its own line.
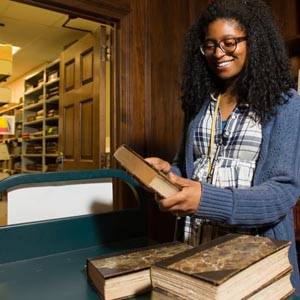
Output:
[215, 58, 235, 69]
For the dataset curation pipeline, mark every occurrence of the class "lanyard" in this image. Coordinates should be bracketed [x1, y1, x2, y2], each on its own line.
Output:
[207, 94, 222, 183]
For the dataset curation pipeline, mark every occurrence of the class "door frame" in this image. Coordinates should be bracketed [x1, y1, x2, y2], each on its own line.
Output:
[14, 0, 132, 164]
[13, 0, 134, 210]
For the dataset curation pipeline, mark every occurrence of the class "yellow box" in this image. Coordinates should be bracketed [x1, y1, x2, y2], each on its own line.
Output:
[0, 45, 13, 61]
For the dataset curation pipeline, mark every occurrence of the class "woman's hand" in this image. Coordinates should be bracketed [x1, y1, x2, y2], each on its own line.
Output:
[159, 173, 202, 216]
[145, 157, 171, 174]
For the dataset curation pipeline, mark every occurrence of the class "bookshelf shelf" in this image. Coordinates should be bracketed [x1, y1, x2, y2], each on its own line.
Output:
[0, 103, 23, 115]
[23, 119, 43, 126]
[27, 136, 43, 141]
[24, 102, 44, 111]
[24, 84, 44, 96]
[45, 96, 59, 104]
[45, 78, 60, 86]
[45, 134, 59, 139]
[45, 116, 59, 122]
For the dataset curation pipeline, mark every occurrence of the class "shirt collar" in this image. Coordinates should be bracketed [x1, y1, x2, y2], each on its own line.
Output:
[210, 93, 249, 110]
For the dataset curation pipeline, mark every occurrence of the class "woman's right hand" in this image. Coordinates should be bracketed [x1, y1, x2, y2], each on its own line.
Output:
[145, 157, 171, 174]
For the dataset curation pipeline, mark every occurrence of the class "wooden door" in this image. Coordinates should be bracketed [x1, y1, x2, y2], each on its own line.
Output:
[59, 27, 107, 170]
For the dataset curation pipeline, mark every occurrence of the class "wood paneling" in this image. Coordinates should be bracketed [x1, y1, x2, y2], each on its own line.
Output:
[64, 59, 75, 91]
[15, 0, 130, 21]
[63, 104, 75, 160]
[80, 98, 93, 160]
[0, 194, 7, 226]
[264, 0, 299, 38]
[145, 0, 201, 241]
[81, 48, 93, 85]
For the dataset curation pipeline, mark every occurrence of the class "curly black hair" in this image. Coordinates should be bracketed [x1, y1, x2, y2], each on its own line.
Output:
[181, 0, 295, 123]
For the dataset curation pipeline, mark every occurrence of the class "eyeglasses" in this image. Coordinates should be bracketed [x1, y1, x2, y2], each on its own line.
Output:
[200, 37, 247, 56]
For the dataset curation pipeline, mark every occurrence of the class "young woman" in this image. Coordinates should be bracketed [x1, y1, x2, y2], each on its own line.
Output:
[146, 0, 300, 294]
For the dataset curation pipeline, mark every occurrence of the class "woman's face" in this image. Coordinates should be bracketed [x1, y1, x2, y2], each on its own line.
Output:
[203, 18, 248, 81]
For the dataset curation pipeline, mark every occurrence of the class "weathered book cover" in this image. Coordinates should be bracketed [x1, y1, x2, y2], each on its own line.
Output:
[87, 241, 191, 300]
[151, 234, 292, 300]
[114, 144, 180, 198]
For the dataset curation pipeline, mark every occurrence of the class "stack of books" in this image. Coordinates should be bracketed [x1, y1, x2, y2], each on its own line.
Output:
[87, 234, 293, 300]
[151, 234, 293, 300]
[86, 145, 294, 300]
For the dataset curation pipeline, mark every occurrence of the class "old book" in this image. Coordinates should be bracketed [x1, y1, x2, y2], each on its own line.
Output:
[151, 271, 294, 300]
[87, 241, 191, 300]
[151, 234, 293, 300]
[244, 269, 293, 300]
[114, 144, 180, 198]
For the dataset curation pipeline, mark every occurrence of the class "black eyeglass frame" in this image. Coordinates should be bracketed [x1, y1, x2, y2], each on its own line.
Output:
[200, 36, 247, 55]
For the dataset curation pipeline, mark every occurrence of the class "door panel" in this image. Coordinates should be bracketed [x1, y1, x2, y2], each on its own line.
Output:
[80, 98, 93, 160]
[64, 59, 75, 91]
[81, 48, 93, 85]
[63, 104, 75, 160]
[60, 29, 105, 170]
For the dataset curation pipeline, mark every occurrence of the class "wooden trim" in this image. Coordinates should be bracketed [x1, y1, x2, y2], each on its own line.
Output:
[98, 25, 107, 166]
[144, 0, 151, 157]
[13, 0, 130, 22]
[0, 193, 7, 226]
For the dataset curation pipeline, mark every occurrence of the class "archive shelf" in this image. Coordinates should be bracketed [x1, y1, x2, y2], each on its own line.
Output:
[22, 59, 60, 173]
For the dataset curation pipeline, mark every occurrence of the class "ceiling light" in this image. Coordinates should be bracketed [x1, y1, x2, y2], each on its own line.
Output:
[12, 46, 20, 55]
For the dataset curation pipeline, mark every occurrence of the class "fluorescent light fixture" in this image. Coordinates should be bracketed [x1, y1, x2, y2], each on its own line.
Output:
[12, 46, 21, 55]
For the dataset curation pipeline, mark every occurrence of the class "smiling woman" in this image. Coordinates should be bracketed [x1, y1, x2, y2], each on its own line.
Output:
[145, 0, 300, 296]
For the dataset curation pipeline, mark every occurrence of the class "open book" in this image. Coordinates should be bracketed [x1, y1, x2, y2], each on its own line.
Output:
[114, 144, 180, 198]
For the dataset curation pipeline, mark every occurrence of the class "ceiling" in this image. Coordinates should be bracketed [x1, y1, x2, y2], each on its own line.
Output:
[0, 0, 100, 83]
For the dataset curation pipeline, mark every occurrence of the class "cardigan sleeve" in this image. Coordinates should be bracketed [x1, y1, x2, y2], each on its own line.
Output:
[196, 94, 300, 227]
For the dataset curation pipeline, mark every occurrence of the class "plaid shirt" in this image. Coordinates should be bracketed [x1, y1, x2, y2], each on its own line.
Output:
[184, 96, 262, 244]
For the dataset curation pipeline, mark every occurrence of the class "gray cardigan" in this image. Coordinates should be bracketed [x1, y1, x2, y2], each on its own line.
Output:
[172, 89, 300, 294]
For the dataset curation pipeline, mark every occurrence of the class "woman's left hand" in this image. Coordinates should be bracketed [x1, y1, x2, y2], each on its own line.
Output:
[159, 173, 202, 216]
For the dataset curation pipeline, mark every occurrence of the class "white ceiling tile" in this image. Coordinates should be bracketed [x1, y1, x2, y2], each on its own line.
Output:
[0, 0, 101, 83]
[3, 1, 65, 26]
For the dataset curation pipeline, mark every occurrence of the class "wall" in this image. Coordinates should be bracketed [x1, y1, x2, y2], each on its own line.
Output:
[8, 181, 113, 224]
[264, 0, 300, 81]
[4, 64, 45, 103]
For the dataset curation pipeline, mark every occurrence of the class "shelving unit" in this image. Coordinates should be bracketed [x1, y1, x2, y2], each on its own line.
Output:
[0, 103, 23, 175]
[22, 59, 61, 173]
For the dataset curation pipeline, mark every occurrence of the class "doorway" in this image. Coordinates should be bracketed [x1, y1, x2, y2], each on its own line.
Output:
[0, 0, 113, 173]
